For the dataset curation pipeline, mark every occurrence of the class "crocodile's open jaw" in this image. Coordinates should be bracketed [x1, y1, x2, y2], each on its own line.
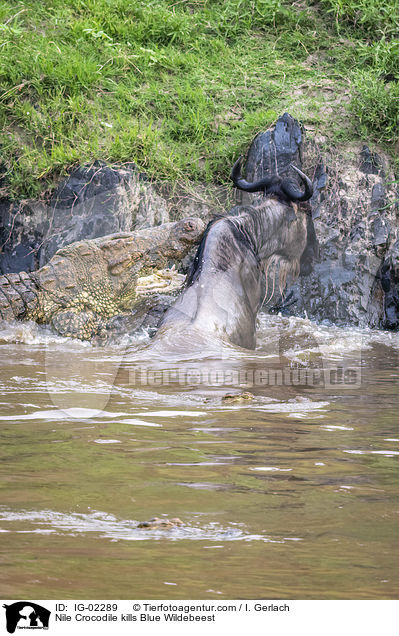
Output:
[136, 267, 186, 296]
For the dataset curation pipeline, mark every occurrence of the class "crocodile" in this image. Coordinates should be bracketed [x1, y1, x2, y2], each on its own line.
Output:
[0, 217, 204, 340]
[137, 517, 183, 529]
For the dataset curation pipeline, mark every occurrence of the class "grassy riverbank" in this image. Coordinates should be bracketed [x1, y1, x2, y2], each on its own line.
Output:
[0, 0, 398, 198]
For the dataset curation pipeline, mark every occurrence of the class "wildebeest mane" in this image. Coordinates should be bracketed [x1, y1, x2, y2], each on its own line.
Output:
[186, 208, 259, 286]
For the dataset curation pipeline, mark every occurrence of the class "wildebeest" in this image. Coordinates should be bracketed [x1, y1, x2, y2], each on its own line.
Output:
[154, 158, 317, 350]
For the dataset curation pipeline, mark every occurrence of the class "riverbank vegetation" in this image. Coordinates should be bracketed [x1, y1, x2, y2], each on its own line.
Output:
[0, 0, 398, 198]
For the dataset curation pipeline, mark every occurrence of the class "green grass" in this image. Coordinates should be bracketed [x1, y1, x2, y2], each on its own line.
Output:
[320, 0, 399, 39]
[0, 0, 398, 198]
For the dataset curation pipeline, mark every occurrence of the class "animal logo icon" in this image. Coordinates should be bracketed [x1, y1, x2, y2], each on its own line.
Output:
[3, 602, 51, 634]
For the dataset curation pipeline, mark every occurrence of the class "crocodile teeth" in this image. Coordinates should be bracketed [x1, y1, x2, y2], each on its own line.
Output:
[136, 269, 186, 295]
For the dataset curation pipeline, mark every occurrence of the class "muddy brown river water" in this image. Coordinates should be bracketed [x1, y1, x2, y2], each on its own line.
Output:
[0, 314, 398, 599]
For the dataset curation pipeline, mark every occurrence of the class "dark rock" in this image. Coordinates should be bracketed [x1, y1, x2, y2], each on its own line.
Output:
[39, 163, 139, 265]
[313, 162, 328, 192]
[309, 162, 328, 219]
[51, 162, 121, 209]
[0, 200, 46, 274]
[245, 112, 303, 184]
[359, 145, 383, 176]
[380, 260, 391, 293]
[370, 182, 386, 211]
[370, 214, 390, 248]
[380, 239, 399, 329]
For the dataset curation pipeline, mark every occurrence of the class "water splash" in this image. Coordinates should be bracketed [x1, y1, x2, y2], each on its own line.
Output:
[0, 508, 286, 543]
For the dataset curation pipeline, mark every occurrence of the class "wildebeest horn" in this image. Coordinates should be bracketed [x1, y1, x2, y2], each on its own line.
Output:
[231, 156, 275, 192]
[281, 164, 313, 202]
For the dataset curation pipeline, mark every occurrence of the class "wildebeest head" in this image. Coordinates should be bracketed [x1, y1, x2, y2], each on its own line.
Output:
[231, 156, 313, 203]
[230, 156, 317, 279]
